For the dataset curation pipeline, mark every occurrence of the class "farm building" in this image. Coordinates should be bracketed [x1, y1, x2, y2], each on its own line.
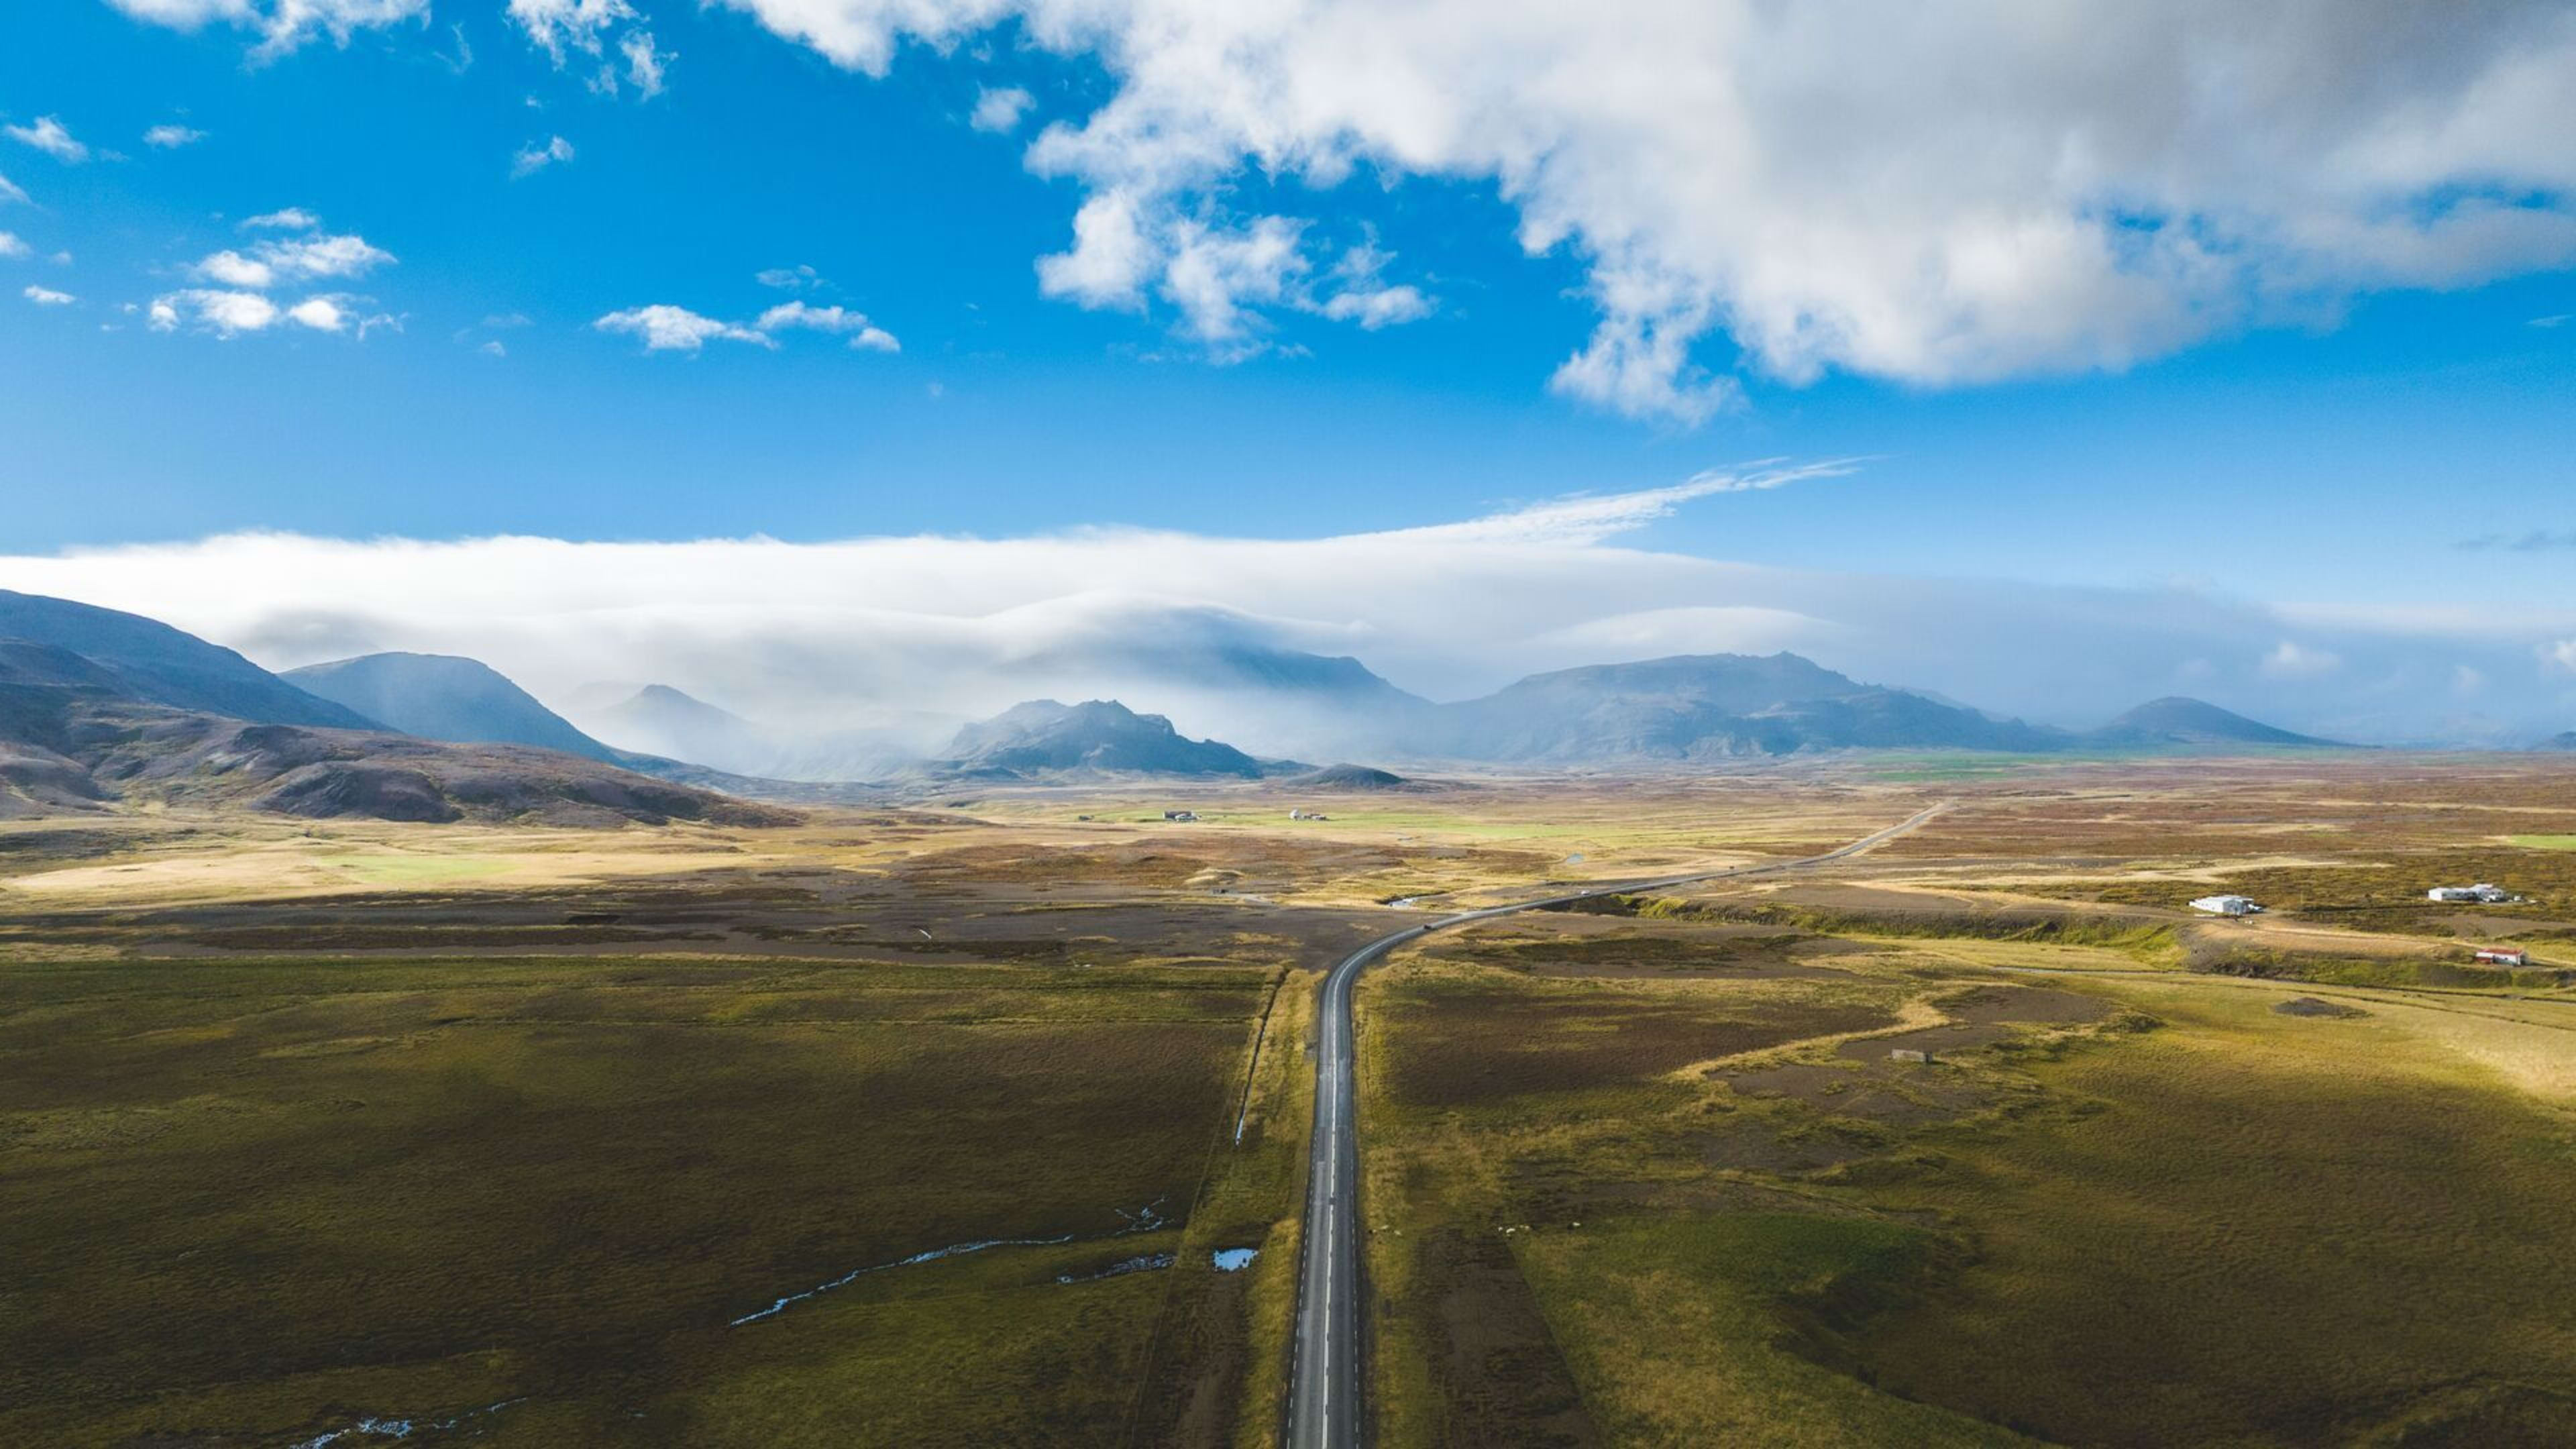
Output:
[2190, 894, 2265, 916]
[1163, 809, 1199, 822]
[2427, 883, 2515, 904]
[2473, 947, 2530, 967]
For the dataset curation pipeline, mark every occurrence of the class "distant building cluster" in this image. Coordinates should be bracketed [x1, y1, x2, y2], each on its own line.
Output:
[1163, 809, 1199, 822]
[1288, 808, 1330, 821]
[2473, 947, 2529, 967]
[2426, 883, 2516, 904]
[2189, 894, 2265, 916]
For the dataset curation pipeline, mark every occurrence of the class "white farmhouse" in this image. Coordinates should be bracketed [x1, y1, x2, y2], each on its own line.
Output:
[2189, 894, 2265, 916]
[2426, 883, 2514, 904]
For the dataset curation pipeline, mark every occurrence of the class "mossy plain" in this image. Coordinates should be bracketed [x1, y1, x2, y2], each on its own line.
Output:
[8, 754, 2576, 1445]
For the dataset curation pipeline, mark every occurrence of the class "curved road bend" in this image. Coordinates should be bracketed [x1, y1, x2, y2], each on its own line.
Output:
[1283, 804, 1948, 1449]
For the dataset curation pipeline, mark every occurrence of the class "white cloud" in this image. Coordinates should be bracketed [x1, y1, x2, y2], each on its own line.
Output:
[508, 0, 633, 59]
[2260, 640, 2343, 679]
[598, 299, 903, 353]
[262, 231, 395, 279]
[2535, 314, 2572, 329]
[619, 30, 671, 97]
[1155, 215, 1307, 356]
[103, 0, 429, 58]
[511, 0, 666, 96]
[757, 264, 823, 290]
[148, 288, 281, 336]
[0, 231, 28, 260]
[144, 123, 207, 149]
[5, 116, 88, 163]
[286, 295, 349, 331]
[480, 339, 508, 356]
[1390, 461, 1857, 546]
[193, 249, 274, 288]
[1311, 243, 1432, 330]
[706, 0, 2576, 424]
[511, 135, 578, 178]
[23, 284, 74, 305]
[971, 85, 1034, 133]
[0, 171, 25, 205]
[190, 229, 392, 290]
[242, 207, 319, 230]
[12, 468, 2576, 753]
[594, 304, 773, 352]
[756, 300, 900, 351]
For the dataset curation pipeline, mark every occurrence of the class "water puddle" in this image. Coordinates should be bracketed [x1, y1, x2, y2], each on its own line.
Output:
[1212, 1247, 1258, 1272]
[732, 1199, 1173, 1327]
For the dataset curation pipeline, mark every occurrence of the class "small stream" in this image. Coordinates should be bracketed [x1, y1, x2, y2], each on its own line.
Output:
[731, 1199, 1174, 1327]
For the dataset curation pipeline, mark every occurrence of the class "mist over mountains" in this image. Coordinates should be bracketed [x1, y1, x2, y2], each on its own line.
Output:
[9, 588, 2553, 822]
[11, 486, 2575, 754]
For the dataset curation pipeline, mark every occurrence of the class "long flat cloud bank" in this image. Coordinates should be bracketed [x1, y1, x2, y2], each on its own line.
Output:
[6, 478, 2573, 753]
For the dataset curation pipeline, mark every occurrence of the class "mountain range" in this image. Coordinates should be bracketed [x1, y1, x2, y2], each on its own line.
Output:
[0, 588, 2418, 821]
[0, 595, 794, 826]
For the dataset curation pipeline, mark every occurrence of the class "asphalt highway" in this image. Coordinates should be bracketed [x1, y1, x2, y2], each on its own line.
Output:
[1281, 804, 1947, 1448]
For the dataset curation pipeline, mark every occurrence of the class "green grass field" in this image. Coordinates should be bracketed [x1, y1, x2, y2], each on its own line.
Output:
[0, 953, 1281, 1446]
[1358, 916, 2576, 1446]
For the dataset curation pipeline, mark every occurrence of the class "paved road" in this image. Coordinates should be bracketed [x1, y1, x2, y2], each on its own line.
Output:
[1281, 804, 1947, 1449]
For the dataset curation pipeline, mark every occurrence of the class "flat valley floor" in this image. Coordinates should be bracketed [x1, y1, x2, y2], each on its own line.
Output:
[6, 754, 2576, 1445]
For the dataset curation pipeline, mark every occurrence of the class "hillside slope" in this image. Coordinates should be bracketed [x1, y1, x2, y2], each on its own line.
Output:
[2086, 696, 2341, 748]
[0, 590, 376, 729]
[285, 652, 621, 761]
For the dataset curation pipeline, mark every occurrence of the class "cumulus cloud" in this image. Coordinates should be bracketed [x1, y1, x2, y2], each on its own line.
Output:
[971, 85, 1034, 133]
[756, 300, 900, 351]
[23, 284, 74, 305]
[5, 116, 88, 163]
[242, 207, 319, 230]
[0, 231, 28, 260]
[12, 466, 2571, 754]
[187, 227, 394, 292]
[757, 264, 824, 290]
[144, 123, 207, 149]
[698, 0, 2576, 423]
[103, 0, 429, 58]
[594, 303, 773, 352]
[598, 299, 903, 353]
[148, 287, 376, 337]
[148, 288, 281, 336]
[286, 295, 350, 331]
[511, 134, 577, 178]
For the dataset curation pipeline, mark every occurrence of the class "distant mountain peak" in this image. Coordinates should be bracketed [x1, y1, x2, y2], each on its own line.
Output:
[936, 698, 1278, 780]
[283, 651, 622, 762]
[2090, 696, 2339, 749]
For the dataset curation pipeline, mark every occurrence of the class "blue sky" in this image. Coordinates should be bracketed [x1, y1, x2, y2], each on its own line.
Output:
[4, 1, 2575, 742]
